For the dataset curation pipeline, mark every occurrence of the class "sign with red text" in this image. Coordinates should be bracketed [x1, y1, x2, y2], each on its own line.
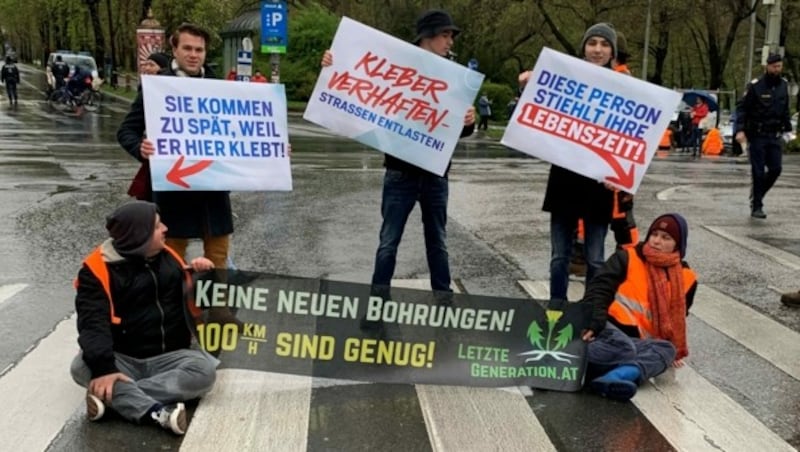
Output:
[189, 271, 592, 391]
[501, 48, 681, 193]
[303, 17, 484, 176]
[142, 76, 291, 191]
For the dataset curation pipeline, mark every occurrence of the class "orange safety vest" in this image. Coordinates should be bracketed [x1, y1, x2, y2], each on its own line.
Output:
[607, 248, 697, 338]
[76, 245, 194, 325]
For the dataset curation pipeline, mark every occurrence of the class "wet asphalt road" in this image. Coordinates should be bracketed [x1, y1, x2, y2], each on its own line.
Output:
[1, 64, 800, 450]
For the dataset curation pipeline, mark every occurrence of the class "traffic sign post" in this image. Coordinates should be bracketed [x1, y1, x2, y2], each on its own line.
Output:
[236, 37, 253, 82]
[261, 0, 288, 84]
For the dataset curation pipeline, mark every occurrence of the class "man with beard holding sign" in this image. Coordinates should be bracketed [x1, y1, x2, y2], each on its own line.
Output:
[321, 10, 475, 305]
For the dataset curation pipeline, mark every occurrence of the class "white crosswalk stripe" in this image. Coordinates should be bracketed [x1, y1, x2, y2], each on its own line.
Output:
[0, 279, 798, 451]
[517, 279, 796, 452]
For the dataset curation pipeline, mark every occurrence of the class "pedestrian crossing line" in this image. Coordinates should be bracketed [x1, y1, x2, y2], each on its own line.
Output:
[180, 370, 312, 451]
[0, 283, 27, 307]
[0, 315, 83, 451]
[517, 280, 796, 451]
[691, 285, 800, 381]
[392, 279, 556, 452]
[704, 225, 800, 270]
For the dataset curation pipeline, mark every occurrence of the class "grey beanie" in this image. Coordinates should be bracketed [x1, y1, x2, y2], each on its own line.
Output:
[106, 201, 158, 257]
[580, 23, 617, 60]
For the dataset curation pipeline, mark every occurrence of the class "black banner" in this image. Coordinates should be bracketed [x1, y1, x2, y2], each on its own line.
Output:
[187, 271, 592, 392]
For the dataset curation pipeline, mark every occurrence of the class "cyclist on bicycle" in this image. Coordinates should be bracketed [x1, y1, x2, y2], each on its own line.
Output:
[67, 65, 94, 101]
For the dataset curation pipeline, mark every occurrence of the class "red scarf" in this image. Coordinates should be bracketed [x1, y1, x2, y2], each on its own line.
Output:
[642, 243, 688, 360]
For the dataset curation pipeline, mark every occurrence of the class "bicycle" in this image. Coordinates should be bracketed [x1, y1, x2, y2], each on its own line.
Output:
[47, 81, 101, 114]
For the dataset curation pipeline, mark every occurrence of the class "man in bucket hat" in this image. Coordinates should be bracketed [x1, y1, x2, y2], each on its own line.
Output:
[321, 10, 475, 307]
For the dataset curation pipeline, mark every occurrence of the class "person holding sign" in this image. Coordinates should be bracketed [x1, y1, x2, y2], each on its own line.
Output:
[519, 23, 619, 302]
[117, 23, 234, 271]
[579, 213, 698, 401]
[71, 201, 218, 434]
[321, 9, 475, 300]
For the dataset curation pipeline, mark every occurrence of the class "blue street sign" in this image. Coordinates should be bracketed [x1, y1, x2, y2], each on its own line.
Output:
[260, 0, 288, 54]
[468, 58, 479, 71]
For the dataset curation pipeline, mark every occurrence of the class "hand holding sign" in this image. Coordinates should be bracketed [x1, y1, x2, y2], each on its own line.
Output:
[502, 48, 681, 193]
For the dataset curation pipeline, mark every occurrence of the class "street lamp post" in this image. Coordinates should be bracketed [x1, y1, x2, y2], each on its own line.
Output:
[641, 0, 652, 81]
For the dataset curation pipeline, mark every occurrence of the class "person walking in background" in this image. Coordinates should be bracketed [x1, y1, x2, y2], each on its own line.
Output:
[580, 214, 698, 401]
[71, 201, 218, 434]
[477, 92, 492, 131]
[51, 54, 70, 91]
[1, 56, 20, 107]
[735, 53, 793, 220]
[690, 97, 709, 156]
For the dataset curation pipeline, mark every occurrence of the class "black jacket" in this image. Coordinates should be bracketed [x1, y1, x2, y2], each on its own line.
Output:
[542, 165, 614, 223]
[580, 243, 697, 336]
[75, 239, 192, 378]
[735, 74, 793, 137]
[116, 66, 234, 238]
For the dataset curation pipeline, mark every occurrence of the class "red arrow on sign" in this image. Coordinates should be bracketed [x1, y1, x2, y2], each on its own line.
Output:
[166, 156, 213, 189]
[586, 148, 636, 189]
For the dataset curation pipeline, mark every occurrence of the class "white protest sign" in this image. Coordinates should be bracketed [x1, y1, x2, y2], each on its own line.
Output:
[142, 76, 291, 191]
[303, 17, 484, 177]
[502, 48, 681, 193]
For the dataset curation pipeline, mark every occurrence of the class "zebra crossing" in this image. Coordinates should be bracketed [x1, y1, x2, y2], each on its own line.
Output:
[0, 279, 798, 452]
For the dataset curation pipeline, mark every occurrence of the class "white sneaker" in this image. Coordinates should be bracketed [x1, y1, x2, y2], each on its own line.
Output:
[85, 392, 105, 421]
[150, 403, 187, 435]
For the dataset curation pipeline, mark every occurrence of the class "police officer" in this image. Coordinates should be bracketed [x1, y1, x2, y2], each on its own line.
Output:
[735, 53, 793, 219]
[51, 55, 70, 91]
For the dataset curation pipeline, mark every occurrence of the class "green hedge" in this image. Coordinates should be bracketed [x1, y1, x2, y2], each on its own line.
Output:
[786, 138, 800, 153]
[475, 82, 517, 122]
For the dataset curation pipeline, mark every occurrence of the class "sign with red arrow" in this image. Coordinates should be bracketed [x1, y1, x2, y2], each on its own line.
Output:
[501, 48, 681, 193]
[142, 76, 292, 191]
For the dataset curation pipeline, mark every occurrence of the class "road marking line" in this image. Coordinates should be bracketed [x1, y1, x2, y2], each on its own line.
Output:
[692, 285, 800, 380]
[392, 279, 556, 451]
[0, 315, 83, 451]
[181, 370, 312, 451]
[0, 283, 26, 307]
[518, 280, 795, 451]
[704, 225, 800, 270]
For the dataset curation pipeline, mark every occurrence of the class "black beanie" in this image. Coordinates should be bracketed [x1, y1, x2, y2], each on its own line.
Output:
[147, 52, 171, 70]
[580, 23, 617, 60]
[105, 201, 158, 257]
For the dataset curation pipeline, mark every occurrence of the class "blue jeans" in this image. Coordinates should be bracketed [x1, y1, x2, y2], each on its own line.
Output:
[371, 169, 451, 292]
[587, 322, 676, 382]
[549, 212, 608, 300]
[749, 135, 783, 211]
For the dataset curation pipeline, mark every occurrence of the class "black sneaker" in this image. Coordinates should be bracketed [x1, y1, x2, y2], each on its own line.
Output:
[151, 403, 187, 435]
[751, 209, 767, 219]
[780, 291, 800, 307]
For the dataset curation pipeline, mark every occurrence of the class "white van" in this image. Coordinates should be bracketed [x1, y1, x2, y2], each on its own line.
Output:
[46, 51, 101, 92]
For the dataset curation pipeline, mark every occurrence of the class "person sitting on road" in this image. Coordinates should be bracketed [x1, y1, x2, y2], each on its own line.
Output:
[578, 213, 698, 401]
[70, 201, 219, 435]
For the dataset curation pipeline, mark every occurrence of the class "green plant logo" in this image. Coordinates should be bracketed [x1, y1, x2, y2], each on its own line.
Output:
[518, 309, 578, 363]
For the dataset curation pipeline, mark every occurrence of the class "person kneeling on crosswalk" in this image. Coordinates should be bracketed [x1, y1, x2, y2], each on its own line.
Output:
[578, 213, 698, 401]
[70, 201, 219, 434]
